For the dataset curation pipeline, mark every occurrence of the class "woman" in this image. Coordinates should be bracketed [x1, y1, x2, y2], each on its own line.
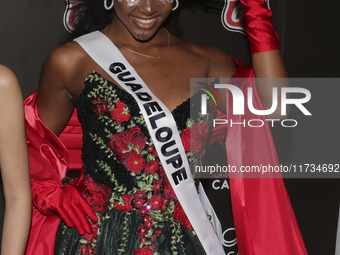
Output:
[0, 65, 31, 254]
[25, 0, 307, 254]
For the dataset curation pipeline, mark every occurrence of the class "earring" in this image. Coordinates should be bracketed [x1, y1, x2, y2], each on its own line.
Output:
[104, 0, 114, 10]
[172, 0, 179, 11]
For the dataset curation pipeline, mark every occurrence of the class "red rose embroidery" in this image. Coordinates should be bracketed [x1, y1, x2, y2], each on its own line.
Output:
[93, 97, 109, 116]
[137, 223, 150, 237]
[124, 150, 145, 174]
[160, 198, 168, 211]
[164, 182, 177, 200]
[137, 206, 150, 217]
[144, 160, 159, 175]
[82, 175, 111, 214]
[181, 121, 209, 154]
[148, 195, 163, 211]
[160, 167, 177, 201]
[151, 179, 163, 194]
[180, 128, 191, 152]
[114, 194, 133, 212]
[134, 247, 154, 255]
[109, 126, 147, 160]
[144, 215, 152, 223]
[140, 237, 147, 245]
[133, 198, 145, 209]
[83, 223, 98, 243]
[173, 203, 193, 231]
[144, 216, 153, 228]
[152, 150, 158, 157]
[134, 190, 147, 199]
[110, 100, 131, 124]
[79, 244, 95, 255]
[109, 132, 128, 155]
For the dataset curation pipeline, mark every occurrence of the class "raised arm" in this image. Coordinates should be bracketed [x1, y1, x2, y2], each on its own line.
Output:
[0, 65, 31, 255]
[241, 0, 288, 118]
[206, 0, 286, 118]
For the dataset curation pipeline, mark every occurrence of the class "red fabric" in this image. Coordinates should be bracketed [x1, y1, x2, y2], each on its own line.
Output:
[58, 108, 83, 171]
[210, 59, 307, 254]
[25, 61, 306, 254]
[25, 92, 83, 255]
[240, 0, 281, 54]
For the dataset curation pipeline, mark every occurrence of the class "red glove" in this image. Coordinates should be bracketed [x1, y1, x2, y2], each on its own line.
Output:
[38, 182, 98, 235]
[240, 0, 281, 54]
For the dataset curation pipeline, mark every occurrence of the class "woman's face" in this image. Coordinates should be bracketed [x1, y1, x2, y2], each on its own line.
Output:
[113, 0, 174, 41]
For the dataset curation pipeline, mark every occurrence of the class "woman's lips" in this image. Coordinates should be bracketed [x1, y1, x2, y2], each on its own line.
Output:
[131, 16, 159, 29]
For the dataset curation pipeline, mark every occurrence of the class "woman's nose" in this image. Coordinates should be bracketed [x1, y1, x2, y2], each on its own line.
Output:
[138, 0, 158, 16]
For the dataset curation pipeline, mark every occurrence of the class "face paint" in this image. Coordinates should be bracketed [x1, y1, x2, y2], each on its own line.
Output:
[117, 0, 174, 3]
[116, 0, 173, 10]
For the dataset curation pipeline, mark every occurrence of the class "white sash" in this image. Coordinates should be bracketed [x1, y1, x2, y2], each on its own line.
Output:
[74, 31, 225, 255]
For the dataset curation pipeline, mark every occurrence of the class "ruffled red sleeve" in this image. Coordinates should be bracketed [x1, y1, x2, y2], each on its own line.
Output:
[25, 91, 82, 255]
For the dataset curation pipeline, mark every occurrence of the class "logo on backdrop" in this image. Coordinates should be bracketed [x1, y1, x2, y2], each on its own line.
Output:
[63, 0, 82, 32]
[223, 228, 238, 248]
[196, 82, 222, 115]
[221, 0, 270, 34]
[199, 83, 312, 128]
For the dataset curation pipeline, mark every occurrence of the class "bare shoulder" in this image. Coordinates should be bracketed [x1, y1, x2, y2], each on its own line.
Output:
[42, 41, 88, 80]
[0, 65, 19, 89]
[173, 38, 237, 78]
[37, 42, 88, 135]
[194, 44, 237, 78]
[0, 66, 24, 126]
[39, 41, 93, 99]
[0, 65, 21, 98]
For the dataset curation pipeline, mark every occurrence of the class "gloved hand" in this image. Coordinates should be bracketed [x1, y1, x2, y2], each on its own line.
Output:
[240, 0, 281, 54]
[39, 183, 98, 235]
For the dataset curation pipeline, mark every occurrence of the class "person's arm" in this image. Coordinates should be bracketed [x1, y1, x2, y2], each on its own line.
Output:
[208, 0, 287, 119]
[37, 44, 78, 136]
[0, 65, 31, 255]
[33, 44, 97, 235]
[242, 0, 288, 119]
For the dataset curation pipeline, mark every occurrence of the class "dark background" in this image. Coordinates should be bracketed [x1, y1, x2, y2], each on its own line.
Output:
[0, 0, 339, 254]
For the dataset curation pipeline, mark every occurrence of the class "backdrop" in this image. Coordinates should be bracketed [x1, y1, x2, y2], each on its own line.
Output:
[0, 0, 339, 254]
